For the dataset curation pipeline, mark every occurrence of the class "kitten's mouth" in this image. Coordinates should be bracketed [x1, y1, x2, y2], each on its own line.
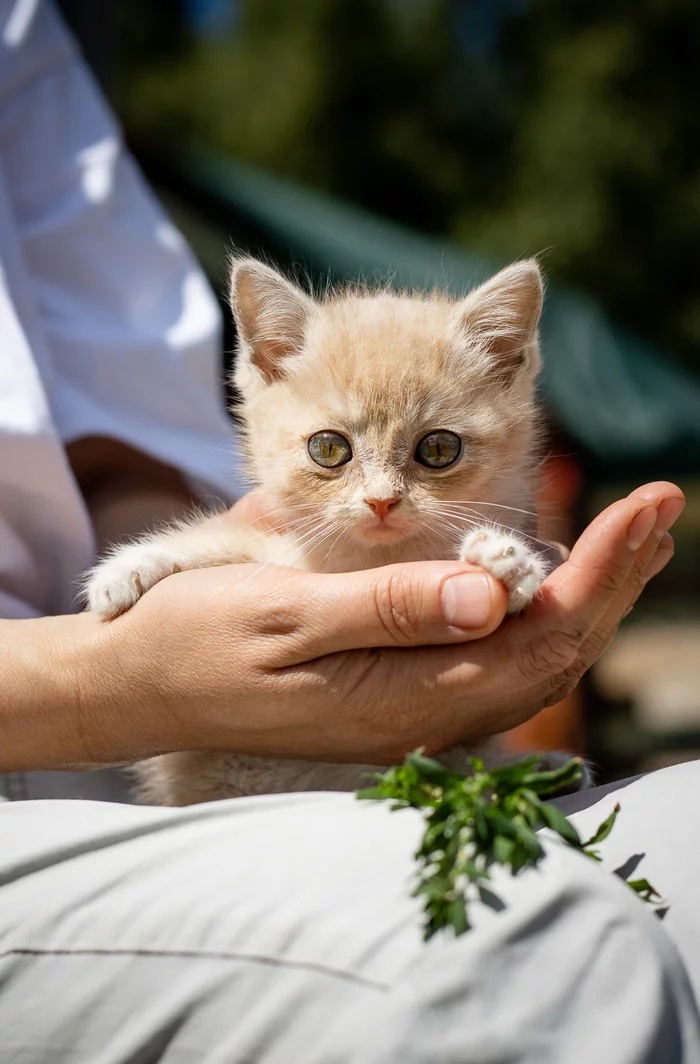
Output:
[355, 515, 413, 544]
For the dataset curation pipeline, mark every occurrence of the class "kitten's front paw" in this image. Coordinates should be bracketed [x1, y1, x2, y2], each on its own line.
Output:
[85, 544, 183, 619]
[459, 526, 548, 613]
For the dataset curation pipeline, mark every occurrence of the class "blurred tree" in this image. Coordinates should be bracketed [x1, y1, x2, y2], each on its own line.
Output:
[115, 0, 700, 370]
[475, 0, 700, 367]
[117, 0, 480, 232]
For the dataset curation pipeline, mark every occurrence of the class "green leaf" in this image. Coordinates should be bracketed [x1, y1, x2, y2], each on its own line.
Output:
[521, 757, 583, 795]
[405, 751, 455, 784]
[483, 809, 520, 840]
[354, 751, 665, 940]
[493, 835, 516, 865]
[449, 895, 469, 935]
[626, 878, 663, 903]
[473, 802, 490, 844]
[488, 756, 542, 786]
[513, 822, 545, 861]
[524, 793, 582, 848]
[583, 804, 620, 847]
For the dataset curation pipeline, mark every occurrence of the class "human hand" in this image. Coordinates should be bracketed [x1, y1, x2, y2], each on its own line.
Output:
[80, 482, 682, 767]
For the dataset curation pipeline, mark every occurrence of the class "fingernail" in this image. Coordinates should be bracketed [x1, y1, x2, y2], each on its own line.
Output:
[441, 573, 494, 629]
[627, 506, 657, 550]
[654, 497, 685, 535]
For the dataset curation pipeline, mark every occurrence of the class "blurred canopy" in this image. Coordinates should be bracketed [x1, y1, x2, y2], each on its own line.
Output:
[70, 0, 700, 467]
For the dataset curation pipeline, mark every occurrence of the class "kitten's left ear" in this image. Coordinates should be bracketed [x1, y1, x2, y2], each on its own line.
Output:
[455, 259, 543, 380]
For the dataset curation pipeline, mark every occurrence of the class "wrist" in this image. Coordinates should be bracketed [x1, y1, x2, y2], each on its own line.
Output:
[0, 614, 93, 770]
[0, 612, 161, 771]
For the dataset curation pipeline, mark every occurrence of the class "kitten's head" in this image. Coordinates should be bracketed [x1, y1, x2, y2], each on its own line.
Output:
[230, 257, 544, 562]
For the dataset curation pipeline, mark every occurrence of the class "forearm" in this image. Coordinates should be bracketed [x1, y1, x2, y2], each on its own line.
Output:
[67, 436, 199, 553]
[0, 613, 156, 772]
[0, 438, 211, 774]
[87, 482, 198, 554]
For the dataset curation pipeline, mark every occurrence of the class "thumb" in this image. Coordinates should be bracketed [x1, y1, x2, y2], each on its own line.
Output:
[275, 561, 508, 660]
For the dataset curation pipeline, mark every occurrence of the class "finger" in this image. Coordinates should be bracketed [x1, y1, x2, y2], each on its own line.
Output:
[343, 488, 684, 749]
[250, 561, 509, 660]
[530, 482, 684, 644]
[544, 530, 677, 712]
[626, 481, 686, 524]
[577, 531, 675, 668]
[228, 489, 288, 532]
[541, 541, 569, 568]
[642, 531, 675, 582]
[477, 484, 682, 698]
[580, 501, 680, 661]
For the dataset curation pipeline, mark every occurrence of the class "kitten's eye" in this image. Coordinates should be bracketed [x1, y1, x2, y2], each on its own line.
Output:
[308, 431, 353, 468]
[415, 431, 462, 469]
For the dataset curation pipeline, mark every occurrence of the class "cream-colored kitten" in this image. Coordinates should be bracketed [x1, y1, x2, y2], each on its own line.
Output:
[86, 257, 555, 806]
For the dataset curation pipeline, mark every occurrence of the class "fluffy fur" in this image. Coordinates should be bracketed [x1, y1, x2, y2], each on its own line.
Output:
[86, 256, 565, 806]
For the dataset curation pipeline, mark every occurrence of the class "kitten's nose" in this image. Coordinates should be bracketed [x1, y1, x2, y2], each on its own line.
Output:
[365, 497, 400, 521]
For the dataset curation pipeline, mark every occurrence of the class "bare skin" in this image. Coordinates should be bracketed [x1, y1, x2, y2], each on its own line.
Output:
[0, 477, 682, 773]
[66, 436, 198, 552]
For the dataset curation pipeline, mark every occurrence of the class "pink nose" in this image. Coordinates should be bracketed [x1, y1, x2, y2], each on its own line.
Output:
[365, 497, 400, 521]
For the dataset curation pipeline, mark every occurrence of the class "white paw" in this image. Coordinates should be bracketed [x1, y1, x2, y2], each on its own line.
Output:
[459, 526, 548, 613]
[84, 544, 182, 619]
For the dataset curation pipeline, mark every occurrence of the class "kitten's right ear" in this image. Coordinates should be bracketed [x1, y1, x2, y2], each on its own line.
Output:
[230, 259, 314, 385]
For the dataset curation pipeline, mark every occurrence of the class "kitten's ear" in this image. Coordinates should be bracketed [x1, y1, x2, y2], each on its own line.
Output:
[455, 259, 543, 380]
[230, 258, 314, 384]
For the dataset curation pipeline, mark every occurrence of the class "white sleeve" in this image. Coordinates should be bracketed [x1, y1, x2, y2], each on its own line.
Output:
[0, 0, 245, 503]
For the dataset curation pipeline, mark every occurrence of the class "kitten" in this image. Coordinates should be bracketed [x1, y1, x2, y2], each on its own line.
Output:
[86, 256, 561, 806]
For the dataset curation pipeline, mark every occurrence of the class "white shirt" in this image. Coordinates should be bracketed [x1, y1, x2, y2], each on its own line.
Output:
[0, 0, 243, 620]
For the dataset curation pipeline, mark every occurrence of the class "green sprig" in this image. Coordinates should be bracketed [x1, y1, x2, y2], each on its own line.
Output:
[357, 751, 665, 939]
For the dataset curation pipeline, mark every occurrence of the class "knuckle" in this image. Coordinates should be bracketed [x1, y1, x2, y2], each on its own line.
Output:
[587, 563, 626, 611]
[255, 605, 302, 639]
[580, 623, 619, 671]
[542, 669, 583, 707]
[580, 624, 612, 665]
[517, 624, 584, 683]
[371, 571, 424, 644]
[627, 557, 651, 600]
[265, 647, 386, 707]
[318, 647, 385, 705]
[541, 621, 622, 707]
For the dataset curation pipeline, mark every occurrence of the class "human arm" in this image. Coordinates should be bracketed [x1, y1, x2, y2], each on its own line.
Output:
[66, 437, 199, 554]
[0, 482, 681, 772]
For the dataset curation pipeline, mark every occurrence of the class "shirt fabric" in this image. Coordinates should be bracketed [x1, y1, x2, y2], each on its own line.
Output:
[0, 0, 243, 623]
[0, 767, 699, 1060]
[0, 0, 243, 801]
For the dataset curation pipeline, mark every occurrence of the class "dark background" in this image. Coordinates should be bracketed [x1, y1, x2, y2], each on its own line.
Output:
[107, 0, 700, 377]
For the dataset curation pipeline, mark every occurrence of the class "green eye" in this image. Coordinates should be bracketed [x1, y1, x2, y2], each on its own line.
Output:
[308, 431, 353, 468]
[415, 431, 462, 469]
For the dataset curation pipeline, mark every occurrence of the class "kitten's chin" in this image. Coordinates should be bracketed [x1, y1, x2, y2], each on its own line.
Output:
[352, 518, 414, 546]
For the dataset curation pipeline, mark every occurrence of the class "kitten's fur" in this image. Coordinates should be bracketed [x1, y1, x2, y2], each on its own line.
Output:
[86, 257, 559, 806]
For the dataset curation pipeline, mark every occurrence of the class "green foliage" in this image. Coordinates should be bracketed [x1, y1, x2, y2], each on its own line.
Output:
[358, 750, 664, 939]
